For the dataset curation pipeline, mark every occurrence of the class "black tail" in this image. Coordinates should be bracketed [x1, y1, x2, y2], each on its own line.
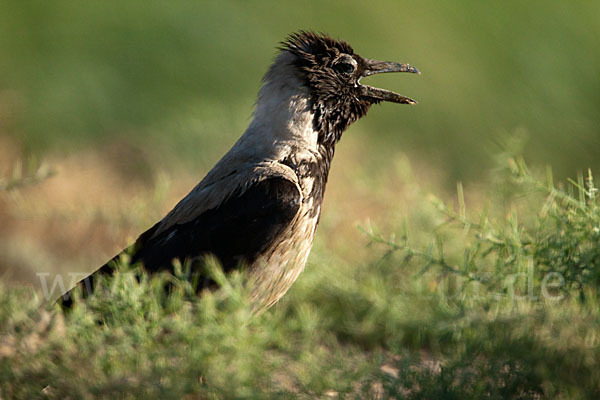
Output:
[56, 256, 121, 310]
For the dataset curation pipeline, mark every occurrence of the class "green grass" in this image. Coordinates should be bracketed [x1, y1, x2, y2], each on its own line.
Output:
[2, 155, 599, 399]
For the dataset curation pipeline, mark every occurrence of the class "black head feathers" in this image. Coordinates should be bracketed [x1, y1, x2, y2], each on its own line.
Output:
[278, 31, 418, 146]
[280, 31, 371, 145]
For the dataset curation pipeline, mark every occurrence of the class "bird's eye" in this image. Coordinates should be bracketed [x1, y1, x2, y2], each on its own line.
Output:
[334, 61, 356, 75]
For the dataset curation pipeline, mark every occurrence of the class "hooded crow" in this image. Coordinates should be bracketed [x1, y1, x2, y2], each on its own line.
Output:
[59, 31, 419, 312]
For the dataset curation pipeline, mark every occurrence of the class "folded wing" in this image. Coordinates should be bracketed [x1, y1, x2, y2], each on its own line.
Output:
[59, 175, 301, 307]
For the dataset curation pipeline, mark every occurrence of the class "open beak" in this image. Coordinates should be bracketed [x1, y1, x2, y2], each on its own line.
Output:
[359, 59, 420, 105]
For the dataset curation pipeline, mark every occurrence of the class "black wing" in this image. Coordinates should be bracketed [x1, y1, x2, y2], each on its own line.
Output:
[59, 177, 301, 307]
[132, 176, 301, 272]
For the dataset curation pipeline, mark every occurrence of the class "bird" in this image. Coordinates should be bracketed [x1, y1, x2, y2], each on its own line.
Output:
[59, 31, 419, 312]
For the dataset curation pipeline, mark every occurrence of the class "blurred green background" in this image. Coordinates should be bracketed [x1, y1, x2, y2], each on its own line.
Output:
[1, 0, 599, 183]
